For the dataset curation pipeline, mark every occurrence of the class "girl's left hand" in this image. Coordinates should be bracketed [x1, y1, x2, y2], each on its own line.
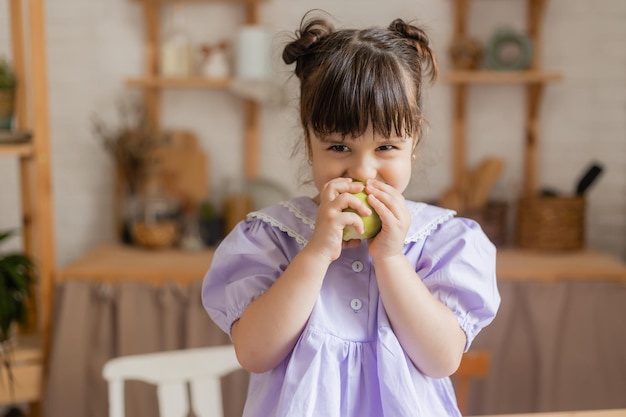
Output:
[365, 179, 411, 261]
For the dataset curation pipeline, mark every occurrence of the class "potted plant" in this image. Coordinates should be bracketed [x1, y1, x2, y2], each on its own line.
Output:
[198, 199, 225, 247]
[0, 57, 17, 130]
[0, 229, 35, 402]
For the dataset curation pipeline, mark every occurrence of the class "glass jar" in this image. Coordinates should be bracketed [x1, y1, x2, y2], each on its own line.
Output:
[130, 191, 182, 250]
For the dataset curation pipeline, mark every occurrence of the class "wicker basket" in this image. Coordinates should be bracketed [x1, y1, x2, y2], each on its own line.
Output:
[516, 196, 585, 251]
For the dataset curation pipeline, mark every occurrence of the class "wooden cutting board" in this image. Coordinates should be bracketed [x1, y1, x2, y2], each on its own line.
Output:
[151, 130, 209, 208]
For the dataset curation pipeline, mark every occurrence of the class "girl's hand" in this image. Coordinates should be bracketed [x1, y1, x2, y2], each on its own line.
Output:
[364, 179, 411, 261]
[307, 178, 372, 262]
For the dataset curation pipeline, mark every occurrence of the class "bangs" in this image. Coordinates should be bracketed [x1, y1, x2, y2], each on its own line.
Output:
[302, 46, 419, 140]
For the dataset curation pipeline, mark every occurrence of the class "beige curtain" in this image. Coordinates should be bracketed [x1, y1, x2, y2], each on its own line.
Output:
[468, 279, 626, 415]
[43, 278, 626, 417]
[43, 280, 248, 417]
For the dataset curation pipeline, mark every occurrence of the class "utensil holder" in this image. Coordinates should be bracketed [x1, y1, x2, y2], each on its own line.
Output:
[516, 196, 585, 251]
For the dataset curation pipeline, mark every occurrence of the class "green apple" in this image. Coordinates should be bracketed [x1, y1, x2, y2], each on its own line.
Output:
[342, 188, 382, 241]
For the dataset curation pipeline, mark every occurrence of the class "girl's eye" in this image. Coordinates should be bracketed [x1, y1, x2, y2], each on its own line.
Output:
[328, 144, 350, 152]
[377, 145, 396, 151]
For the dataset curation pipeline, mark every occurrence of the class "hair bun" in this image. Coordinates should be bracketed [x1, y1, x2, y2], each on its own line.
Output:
[389, 19, 430, 47]
[282, 18, 334, 66]
[388, 18, 437, 81]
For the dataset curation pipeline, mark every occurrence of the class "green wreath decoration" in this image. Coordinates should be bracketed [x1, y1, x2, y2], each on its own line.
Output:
[485, 27, 534, 71]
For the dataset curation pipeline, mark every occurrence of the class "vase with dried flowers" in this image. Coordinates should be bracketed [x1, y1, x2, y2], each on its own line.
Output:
[92, 97, 164, 194]
[92, 96, 169, 243]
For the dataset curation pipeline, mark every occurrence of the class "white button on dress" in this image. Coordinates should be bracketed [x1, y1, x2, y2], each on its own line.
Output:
[350, 298, 363, 311]
[351, 260, 364, 272]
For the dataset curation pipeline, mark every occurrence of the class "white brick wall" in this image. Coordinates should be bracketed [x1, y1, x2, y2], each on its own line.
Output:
[1, 0, 624, 265]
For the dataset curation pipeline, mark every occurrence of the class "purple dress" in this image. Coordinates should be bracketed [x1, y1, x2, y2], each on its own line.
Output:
[202, 196, 500, 417]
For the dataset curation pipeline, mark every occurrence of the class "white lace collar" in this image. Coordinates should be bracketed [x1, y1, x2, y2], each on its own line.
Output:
[248, 196, 455, 246]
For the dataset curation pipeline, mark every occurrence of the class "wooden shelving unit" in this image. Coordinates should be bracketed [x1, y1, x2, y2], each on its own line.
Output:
[125, 76, 232, 88]
[442, 70, 562, 84]
[130, 0, 264, 181]
[1, 0, 56, 413]
[445, 0, 563, 196]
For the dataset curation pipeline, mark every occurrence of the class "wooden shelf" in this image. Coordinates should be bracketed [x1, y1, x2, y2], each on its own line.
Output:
[57, 243, 215, 285]
[0, 131, 33, 156]
[442, 70, 563, 84]
[0, 142, 34, 157]
[497, 249, 626, 282]
[125, 76, 232, 88]
[131, 0, 254, 3]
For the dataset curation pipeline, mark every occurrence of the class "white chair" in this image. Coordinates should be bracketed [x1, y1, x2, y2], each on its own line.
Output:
[102, 345, 242, 417]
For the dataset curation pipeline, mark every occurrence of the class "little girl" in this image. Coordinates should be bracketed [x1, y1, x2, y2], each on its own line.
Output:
[203, 13, 500, 417]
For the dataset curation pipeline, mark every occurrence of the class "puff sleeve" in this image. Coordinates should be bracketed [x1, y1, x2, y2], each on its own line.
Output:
[202, 218, 292, 336]
[415, 217, 500, 351]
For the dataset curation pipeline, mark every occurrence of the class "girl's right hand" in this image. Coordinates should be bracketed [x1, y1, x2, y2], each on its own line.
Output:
[306, 178, 371, 262]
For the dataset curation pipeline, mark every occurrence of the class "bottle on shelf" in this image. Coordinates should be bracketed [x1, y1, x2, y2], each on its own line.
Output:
[160, 3, 193, 77]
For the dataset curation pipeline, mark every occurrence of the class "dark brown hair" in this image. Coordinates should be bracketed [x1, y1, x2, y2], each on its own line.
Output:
[283, 13, 438, 148]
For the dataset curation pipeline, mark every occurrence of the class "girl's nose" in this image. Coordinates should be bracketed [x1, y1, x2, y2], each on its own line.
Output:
[348, 155, 377, 182]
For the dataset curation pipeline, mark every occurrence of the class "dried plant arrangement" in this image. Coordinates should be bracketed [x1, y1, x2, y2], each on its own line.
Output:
[92, 96, 166, 194]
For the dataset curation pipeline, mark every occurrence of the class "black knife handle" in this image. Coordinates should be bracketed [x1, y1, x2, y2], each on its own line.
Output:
[576, 163, 604, 195]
